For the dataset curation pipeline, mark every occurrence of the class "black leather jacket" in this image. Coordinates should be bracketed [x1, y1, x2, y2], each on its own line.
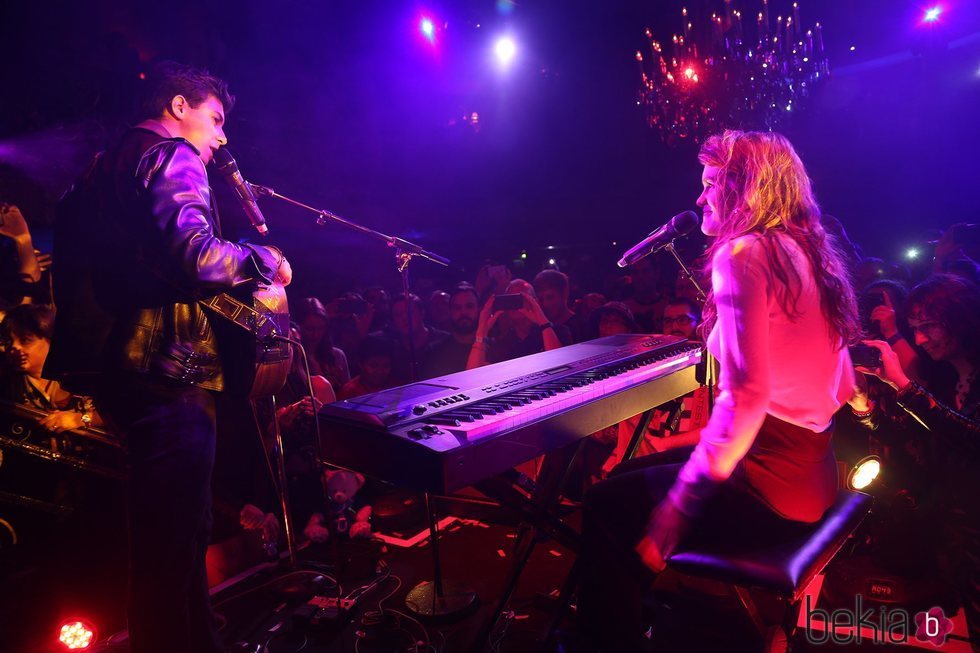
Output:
[46, 122, 279, 393]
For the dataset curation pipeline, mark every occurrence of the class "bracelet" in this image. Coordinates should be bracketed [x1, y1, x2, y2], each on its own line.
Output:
[475, 335, 489, 345]
[850, 400, 876, 418]
[885, 333, 903, 346]
[538, 322, 555, 332]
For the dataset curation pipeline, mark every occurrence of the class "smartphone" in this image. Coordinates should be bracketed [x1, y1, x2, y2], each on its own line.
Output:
[337, 298, 369, 315]
[492, 293, 524, 312]
[849, 344, 882, 369]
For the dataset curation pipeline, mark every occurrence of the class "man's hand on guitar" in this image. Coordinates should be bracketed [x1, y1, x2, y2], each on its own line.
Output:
[38, 410, 85, 433]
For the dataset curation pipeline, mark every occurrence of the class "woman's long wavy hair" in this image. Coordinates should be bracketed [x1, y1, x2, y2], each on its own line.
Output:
[697, 130, 859, 348]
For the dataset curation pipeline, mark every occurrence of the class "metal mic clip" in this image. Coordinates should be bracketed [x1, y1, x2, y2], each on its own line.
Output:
[250, 182, 275, 198]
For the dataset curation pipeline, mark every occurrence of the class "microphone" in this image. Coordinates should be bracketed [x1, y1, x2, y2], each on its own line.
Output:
[617, 210, 699, 268]
[213, 148, 268, 235]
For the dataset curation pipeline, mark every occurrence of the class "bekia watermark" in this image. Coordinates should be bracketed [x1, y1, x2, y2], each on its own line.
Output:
[804, 594, 954, 646]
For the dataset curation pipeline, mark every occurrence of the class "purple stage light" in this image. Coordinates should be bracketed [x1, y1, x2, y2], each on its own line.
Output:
[923, 7, 942, 23]
[494, 36, 517, 66]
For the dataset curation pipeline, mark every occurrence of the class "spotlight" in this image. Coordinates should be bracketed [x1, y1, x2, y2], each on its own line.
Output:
[848, 456, 881, 491]
[520, 251, 527, 260]
[905, 247, 921, 260]
[548, 258, 557, 266]
[420, 17, 436, 42]
[58, 620, 96, 650]
[494, 36, 517, 66]
[924, 7, 941, 22]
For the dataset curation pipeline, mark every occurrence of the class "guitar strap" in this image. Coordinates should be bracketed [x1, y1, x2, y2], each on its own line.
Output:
[200, 292, 281, 344]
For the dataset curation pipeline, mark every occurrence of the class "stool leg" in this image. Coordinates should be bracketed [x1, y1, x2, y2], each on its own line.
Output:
[733, 585, 768, 638]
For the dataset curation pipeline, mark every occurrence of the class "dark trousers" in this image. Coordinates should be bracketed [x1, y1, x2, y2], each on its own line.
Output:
[97, 374, 224, 653]
[577, 415, 837, 651]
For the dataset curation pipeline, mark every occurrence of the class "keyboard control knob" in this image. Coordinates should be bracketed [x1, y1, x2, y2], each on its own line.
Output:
[412, 404, 427, 415]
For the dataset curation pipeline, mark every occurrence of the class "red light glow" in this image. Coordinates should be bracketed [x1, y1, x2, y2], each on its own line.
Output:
[58, 620, 96, 649]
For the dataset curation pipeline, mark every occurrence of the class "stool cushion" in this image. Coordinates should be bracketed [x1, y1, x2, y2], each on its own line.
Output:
[667, 489, 873, 598]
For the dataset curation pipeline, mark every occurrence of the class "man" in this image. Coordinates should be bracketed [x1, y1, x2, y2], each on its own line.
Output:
[602, 297, 709, 476]
[377, 292, 448, 384]
[533, 269, 589, 343]
[422, 284, 480, 378]
[661, 297, 701, 340]
[46, 61, 289, 653]
[624, 256, 669, 334]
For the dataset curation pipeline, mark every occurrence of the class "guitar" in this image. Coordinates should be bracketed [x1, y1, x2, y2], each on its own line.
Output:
[203, 282, 292, 399]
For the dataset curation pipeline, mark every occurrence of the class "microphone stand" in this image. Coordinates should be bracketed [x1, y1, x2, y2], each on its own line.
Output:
[659, 241, 716, 411]
[251, 183, 478, 619]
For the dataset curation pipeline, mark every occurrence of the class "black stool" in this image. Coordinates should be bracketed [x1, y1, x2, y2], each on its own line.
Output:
[665, 488, 873, 651]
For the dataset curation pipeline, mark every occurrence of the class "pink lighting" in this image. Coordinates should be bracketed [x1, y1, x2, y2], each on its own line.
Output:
[923, 6, 942, 22]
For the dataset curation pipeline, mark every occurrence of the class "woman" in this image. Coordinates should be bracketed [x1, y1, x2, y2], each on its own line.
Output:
[576, 131, 859, 650]
[292, 297, 350, 393]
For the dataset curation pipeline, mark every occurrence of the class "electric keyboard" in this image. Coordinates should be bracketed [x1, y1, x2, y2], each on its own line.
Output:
[318, 334, 703, 493]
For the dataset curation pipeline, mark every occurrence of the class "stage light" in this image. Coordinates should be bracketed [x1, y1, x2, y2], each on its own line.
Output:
[849, 45, 856, 51]
[58, 620, 96, 650]
[924, 7, 941, 22]
[848, 456, 881, 491]
[420, 17, 435, 42]
[905, 247, 921, 260]
[548, 258, 556, 266]
[494, 37, 517, 66]
[520, 251, 527, 260]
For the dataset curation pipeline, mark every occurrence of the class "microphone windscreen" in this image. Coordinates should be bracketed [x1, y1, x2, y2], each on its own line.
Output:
[213, 147, 237, 170]
[673, 210, 700, 235]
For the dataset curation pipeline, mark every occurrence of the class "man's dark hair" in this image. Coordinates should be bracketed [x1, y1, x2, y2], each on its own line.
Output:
[139, 61, 235, 121]
[665, 297, 702, 322]
[1, 303, 56, 345]
[533, 269, 569, 296]
[450, 283, 479, 305]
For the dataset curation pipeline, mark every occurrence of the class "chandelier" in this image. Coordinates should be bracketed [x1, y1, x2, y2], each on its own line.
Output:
[636, 1, 829, 144]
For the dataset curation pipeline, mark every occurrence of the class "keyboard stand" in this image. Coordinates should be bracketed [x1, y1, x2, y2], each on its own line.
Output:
[471, 436, 587, 650]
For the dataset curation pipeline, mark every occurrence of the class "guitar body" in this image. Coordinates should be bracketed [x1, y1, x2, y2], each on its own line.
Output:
[210, 283, 292, 399]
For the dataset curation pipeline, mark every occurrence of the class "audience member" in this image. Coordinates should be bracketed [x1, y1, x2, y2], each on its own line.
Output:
[661, 297, 701, 340]
[601, 299, 710, 476]
[534, 269, 589, 343]
[423, 284, 480, 378]
[378, 293, 449, 384]
[329, 291, 374, 376]
[0, 304, 102, 431]
[573, 292, 607, 328]
[362, 286, 391, 333]
[426, 290, 453, 333]
[624, 257, 669, 333]
[292, 297, 350, 393]
[339, 336, 397, 400]
[586, 301, 639, 340]
[475, 262, 513, 304]
[467, 279, 570, 369]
